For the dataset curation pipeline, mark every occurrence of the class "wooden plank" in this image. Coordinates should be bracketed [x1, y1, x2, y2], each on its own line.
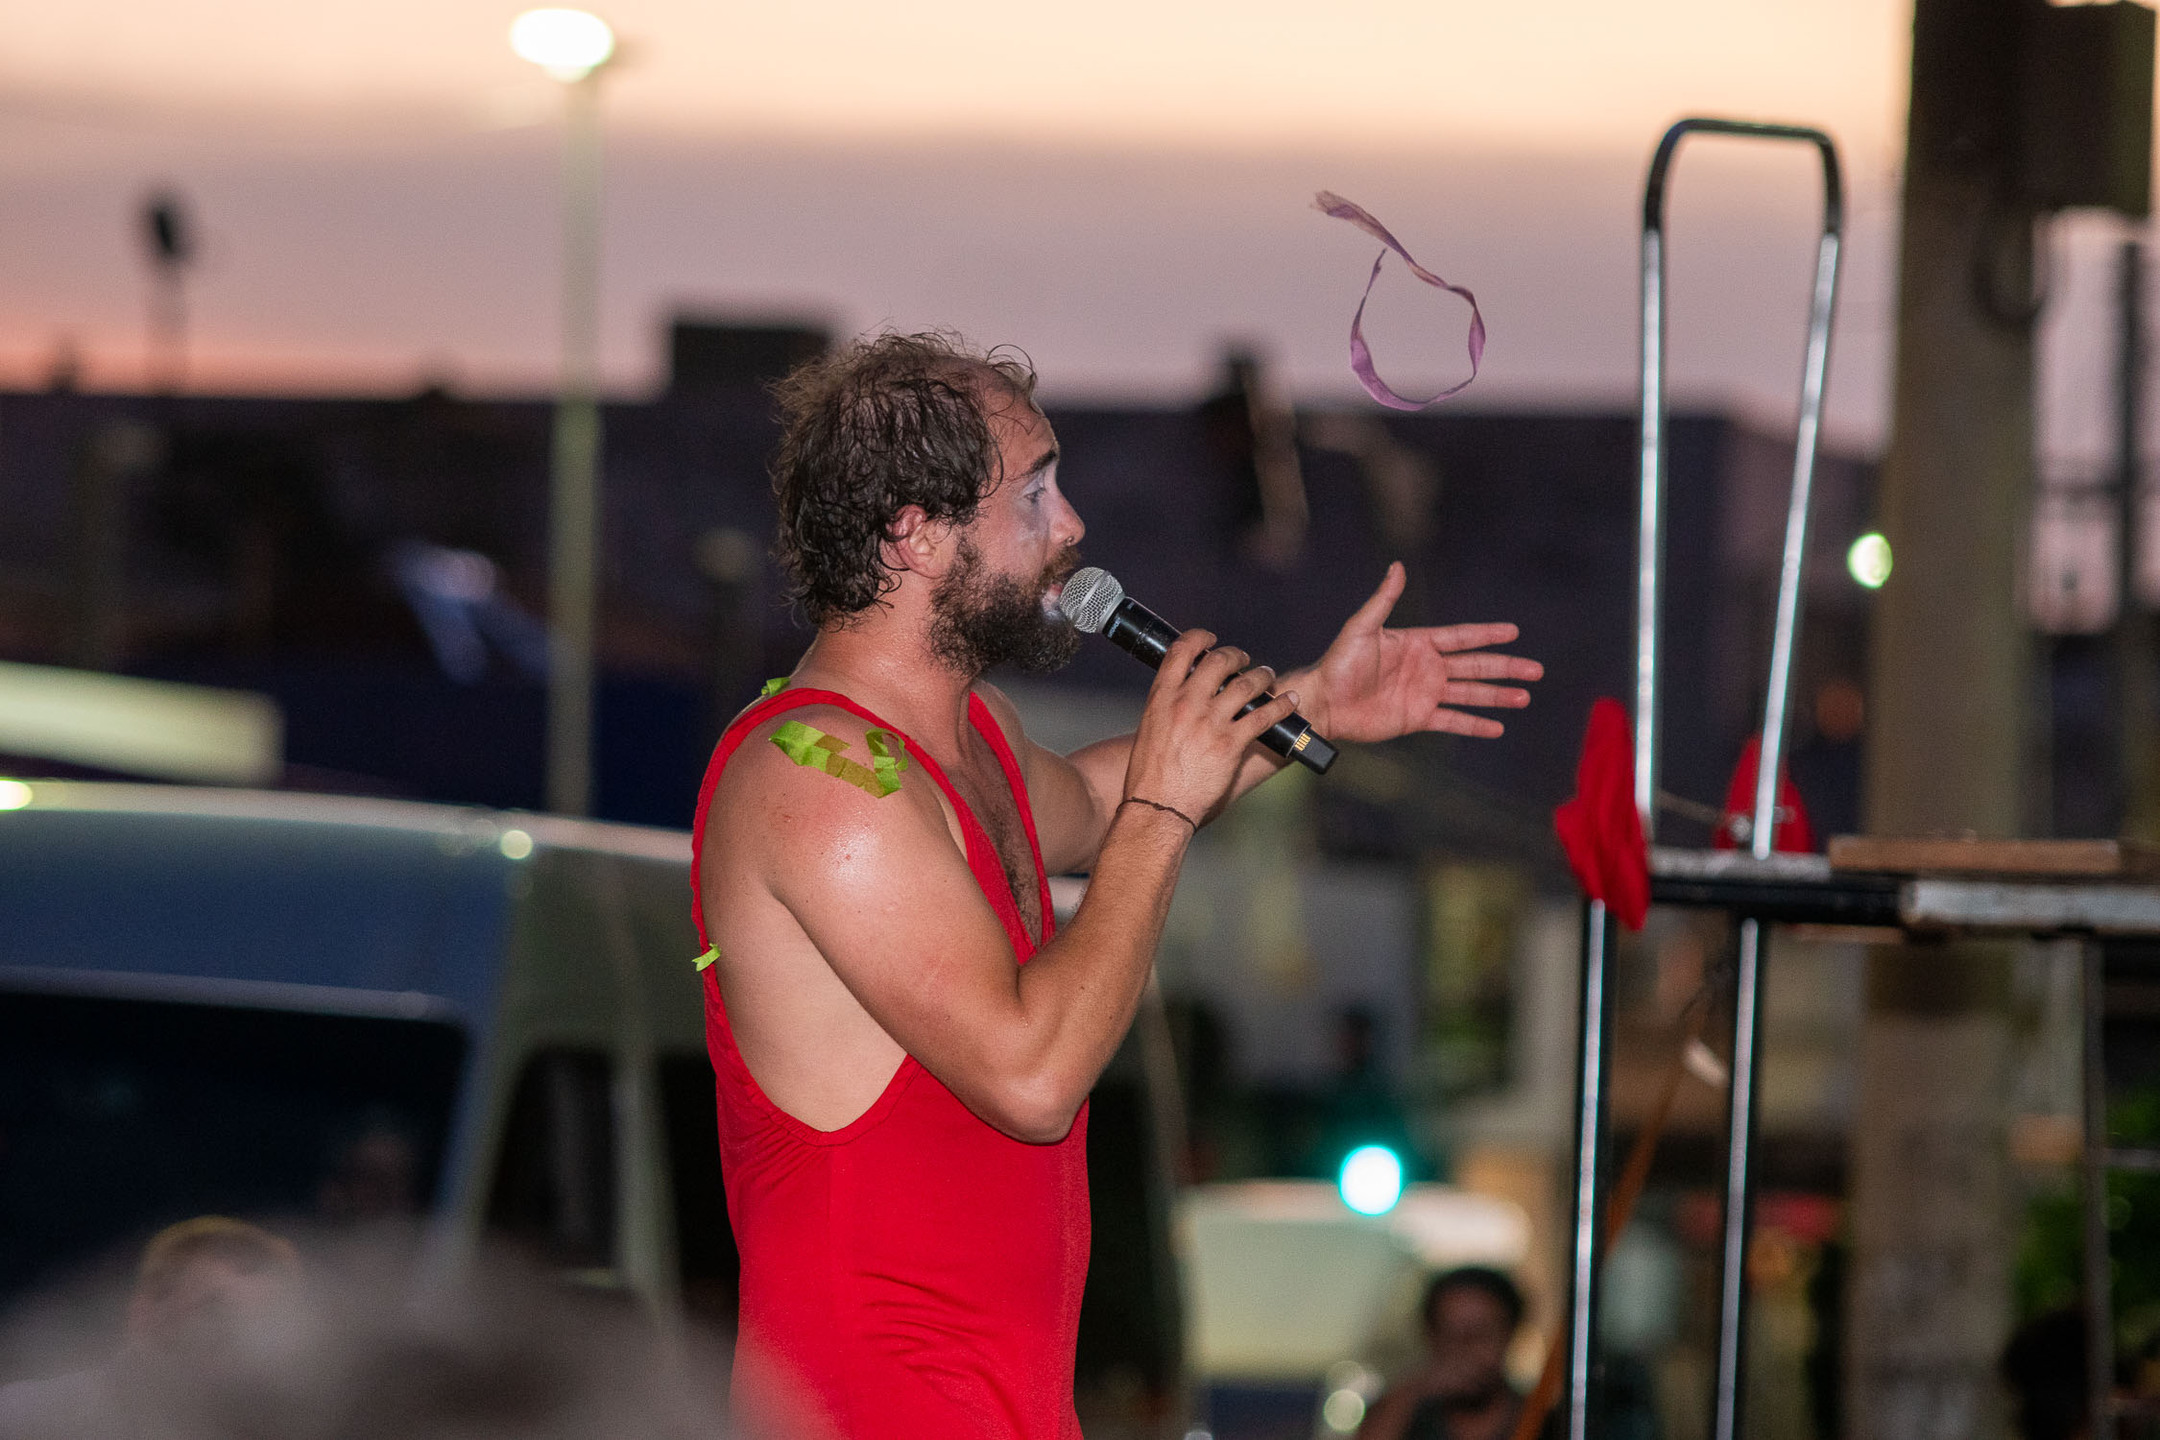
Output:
[1828, 834, 2160, 877]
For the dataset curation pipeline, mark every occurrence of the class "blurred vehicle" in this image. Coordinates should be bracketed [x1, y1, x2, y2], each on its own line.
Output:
[0, 781, 735, 1329]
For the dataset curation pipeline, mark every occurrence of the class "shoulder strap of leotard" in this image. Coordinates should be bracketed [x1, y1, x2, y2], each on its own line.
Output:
[966, 691, 1055, 946]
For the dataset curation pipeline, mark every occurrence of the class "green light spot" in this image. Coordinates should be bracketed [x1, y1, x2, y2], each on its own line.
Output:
[1848, 532, 1893, 589]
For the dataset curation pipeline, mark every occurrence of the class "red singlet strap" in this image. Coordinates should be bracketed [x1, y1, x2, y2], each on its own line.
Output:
[966, 692, 1055, 946]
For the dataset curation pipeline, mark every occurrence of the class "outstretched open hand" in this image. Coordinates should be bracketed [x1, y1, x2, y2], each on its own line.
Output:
[1305, 562, 1543, 743]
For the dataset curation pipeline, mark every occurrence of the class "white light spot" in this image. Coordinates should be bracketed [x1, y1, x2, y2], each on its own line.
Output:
[1322, 1388, 1367, 1433]
[0, 779, 30, 811]
[1847, 532, 1892, 589]
[499, 828, 535, 860]
[510, 9, 615, 80]
[1338, 1144, 1403, 1216]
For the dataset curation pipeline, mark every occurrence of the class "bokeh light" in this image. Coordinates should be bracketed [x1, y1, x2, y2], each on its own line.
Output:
[1848, 532, 1893, 589]
[1321, 1388, 1367, 1433]
[0, 779, 31, 811]
[510, 8, 615, 80]
[1337, 1145, 1404, 1216]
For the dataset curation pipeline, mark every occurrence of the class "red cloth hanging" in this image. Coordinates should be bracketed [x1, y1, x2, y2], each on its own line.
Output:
[1553, 698, 1651, 931]
[1713, 735, 1817, 853]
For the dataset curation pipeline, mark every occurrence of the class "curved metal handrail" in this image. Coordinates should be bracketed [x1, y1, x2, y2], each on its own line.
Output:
[1635, 117, 1844, 861]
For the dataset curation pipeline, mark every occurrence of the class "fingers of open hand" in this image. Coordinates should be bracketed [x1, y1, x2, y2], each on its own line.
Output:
[1425, 707, 1507, 739]
[1440, 680, 1532, 710]
[1426, 622, 1519, 653]
[1442, 649, 1546, 682]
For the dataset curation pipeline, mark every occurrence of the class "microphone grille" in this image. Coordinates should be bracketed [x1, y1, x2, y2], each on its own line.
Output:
[1057, 567, 1124, 634]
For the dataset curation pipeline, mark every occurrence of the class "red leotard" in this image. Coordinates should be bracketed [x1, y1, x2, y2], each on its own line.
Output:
[689, 687, 1089, 1440]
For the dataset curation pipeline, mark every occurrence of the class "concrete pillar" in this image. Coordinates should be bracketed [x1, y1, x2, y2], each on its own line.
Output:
[1851, 0, 2034, 1433]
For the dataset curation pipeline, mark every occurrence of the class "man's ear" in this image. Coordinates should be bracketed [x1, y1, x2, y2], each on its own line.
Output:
[882, 505, 955, 579]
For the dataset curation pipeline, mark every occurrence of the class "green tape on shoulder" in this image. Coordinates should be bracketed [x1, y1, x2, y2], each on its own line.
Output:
[759, 677, 789, 698]
[771, 720, 829, 767]
[863, 729, 909, 797]
[692, 945, 719, 972]
[770, 720, 905, 799]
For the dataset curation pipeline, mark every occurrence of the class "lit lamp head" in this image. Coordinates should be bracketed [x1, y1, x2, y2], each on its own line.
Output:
[510, 8, 616, 81]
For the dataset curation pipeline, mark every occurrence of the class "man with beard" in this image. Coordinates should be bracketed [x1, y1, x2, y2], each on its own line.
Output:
[691, 332, 1541, 1440]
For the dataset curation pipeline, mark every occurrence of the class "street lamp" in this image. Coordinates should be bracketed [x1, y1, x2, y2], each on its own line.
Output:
[512, 7, 614, 816]
[510, 8, 614, 79]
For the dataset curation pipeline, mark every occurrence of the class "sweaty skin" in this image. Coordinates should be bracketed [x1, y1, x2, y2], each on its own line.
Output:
[698, 397, 1543, 1145]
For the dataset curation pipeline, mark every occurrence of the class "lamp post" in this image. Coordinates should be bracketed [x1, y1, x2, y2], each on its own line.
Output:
[139, 190, 194, 395]
[512, 7, 614, 816]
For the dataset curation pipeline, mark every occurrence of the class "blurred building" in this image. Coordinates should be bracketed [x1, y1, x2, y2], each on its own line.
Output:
[0, 330, 1879, 838]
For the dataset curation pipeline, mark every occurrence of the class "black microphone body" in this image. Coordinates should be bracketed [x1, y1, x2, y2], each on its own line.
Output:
[1099, 596, 1338, 775]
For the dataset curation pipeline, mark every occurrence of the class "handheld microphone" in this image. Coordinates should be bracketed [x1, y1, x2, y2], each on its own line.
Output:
[1057, 566, 1339, 775]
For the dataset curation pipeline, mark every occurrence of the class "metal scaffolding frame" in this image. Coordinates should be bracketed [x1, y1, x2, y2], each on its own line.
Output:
[1565, 856, 2158, 1440]
[1570, 114, 2143, 1440]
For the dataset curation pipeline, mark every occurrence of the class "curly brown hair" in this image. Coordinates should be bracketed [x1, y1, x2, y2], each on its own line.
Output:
[770, 331, 1040, 627]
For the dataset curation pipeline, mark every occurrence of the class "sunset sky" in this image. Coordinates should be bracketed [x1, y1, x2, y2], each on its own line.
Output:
[0, 0, 2140, 459]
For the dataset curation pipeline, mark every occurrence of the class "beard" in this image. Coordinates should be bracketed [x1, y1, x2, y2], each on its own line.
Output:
[927, 538, 1084, 676]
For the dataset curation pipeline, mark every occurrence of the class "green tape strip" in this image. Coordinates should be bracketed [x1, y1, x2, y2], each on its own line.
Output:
[760, 677, 789, 698]
[771, 720, 828, 767]
[863, 729, 908, 798]
[770, 720, 906, 798]
[692, 945, 719, 972]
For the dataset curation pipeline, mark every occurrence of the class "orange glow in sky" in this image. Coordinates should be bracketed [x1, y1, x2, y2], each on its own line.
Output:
[0, 0, 1944, 443]
[6, 0, 1911, 156]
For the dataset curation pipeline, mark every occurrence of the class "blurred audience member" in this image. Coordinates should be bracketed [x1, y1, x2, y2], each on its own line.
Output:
[1360, 1267, 1525, 1440]
[0, 1216, 300, 1439]
[317, 1114, 421, 1224]
[2000, 1306, 2089, 1440]
[0, 1229, 727, 1439]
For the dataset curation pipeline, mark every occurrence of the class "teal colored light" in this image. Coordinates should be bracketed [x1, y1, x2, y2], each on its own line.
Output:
[1847, 532, 1893, 589]
[1338, 1144, 1404, 1216]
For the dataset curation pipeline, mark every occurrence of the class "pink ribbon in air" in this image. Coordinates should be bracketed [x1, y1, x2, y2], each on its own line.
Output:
[1313, 190, 1485, 411]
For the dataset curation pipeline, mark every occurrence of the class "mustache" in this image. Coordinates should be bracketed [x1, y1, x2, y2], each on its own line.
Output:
[1044, 548, 1083, 586]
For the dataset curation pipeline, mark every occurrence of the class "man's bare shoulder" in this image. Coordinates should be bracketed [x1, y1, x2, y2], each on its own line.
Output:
[706, 703, 949, 879]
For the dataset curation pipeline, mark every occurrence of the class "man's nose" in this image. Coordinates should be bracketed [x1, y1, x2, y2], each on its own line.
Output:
[1052, 495, 1085, 549]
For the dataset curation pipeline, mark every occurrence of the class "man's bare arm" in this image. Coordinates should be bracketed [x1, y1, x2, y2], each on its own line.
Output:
[765, 637, 1296, 1142]
[1014, 562, 1543, 876]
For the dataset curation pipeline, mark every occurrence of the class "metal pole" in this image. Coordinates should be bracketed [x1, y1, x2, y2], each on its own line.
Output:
[2115, 240, 2155, 840]
[2083, 939, 2115, 1440]
[547, 71, 605, 817]
[1636, 228, 1666, 838]
[1711, 919, 1768, 1440]
[1751, 225, 1842, 849]
[1565, 900, 1614, 1440]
